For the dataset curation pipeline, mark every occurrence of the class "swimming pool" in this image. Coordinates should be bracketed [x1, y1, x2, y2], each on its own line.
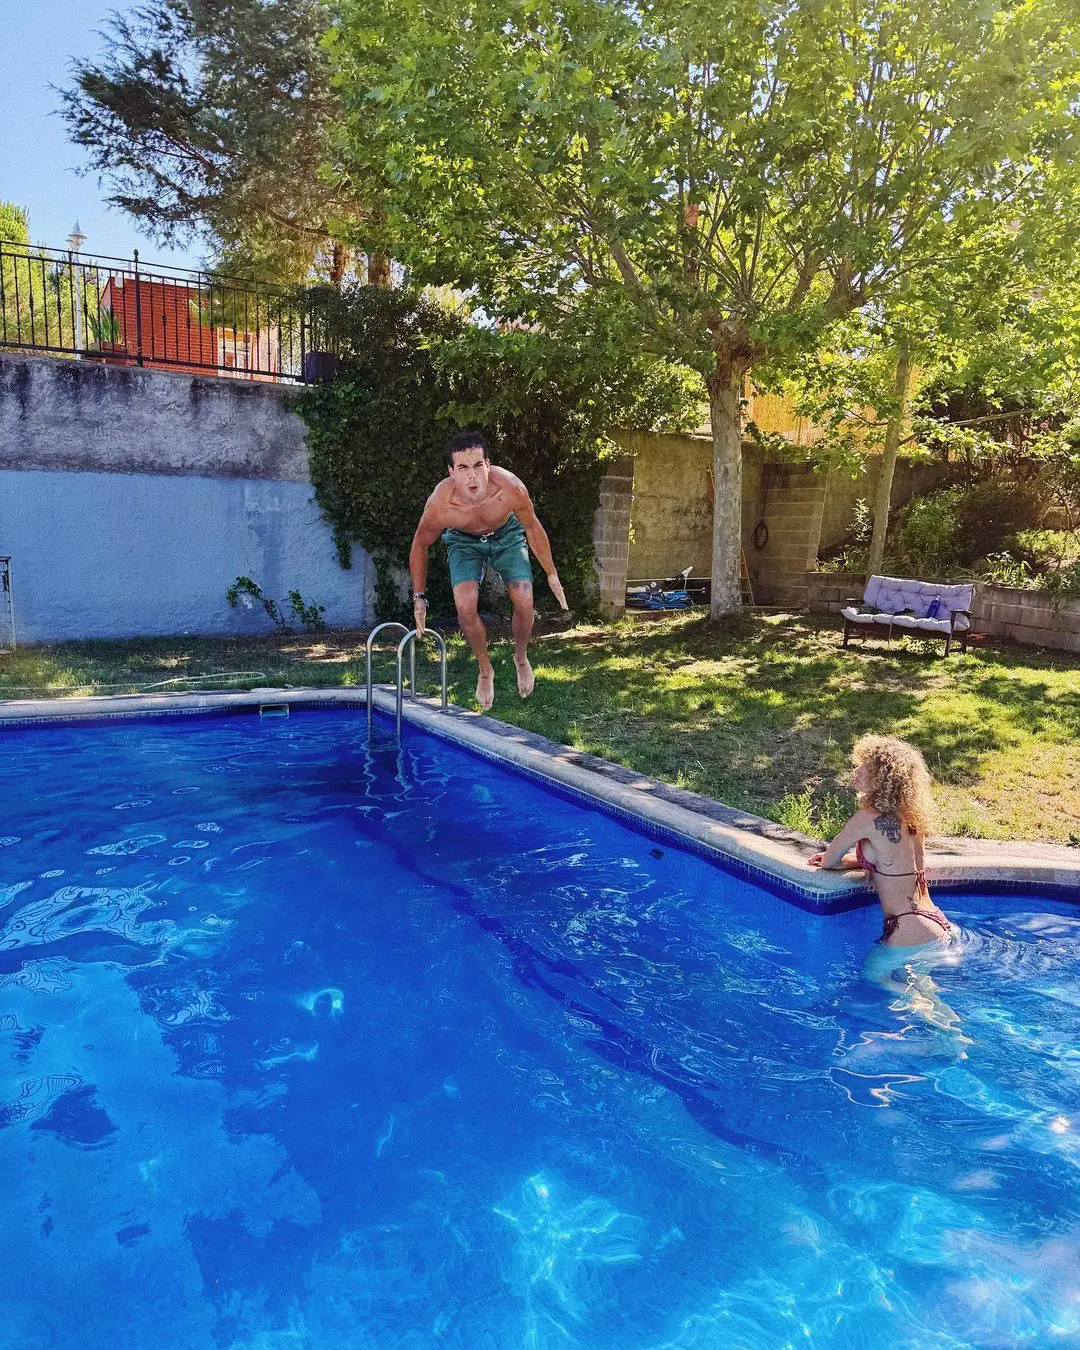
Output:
[2, 706, 1079, 1348]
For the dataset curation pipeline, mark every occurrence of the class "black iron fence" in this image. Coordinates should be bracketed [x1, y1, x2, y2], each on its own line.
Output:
[0, 240, 326, 382]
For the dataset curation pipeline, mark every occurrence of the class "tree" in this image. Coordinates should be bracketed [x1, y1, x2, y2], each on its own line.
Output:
[766, 162, 1080, 577]
[330, 0, 1080, 613]
[293, 285, 700, 615]
[59, 0, 387, 285]
[0, 202, 29, 246]
[0, 202, 82, 352]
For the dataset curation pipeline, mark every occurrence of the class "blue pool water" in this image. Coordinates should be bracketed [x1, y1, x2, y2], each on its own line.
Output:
[1, 708, 1079, 1349]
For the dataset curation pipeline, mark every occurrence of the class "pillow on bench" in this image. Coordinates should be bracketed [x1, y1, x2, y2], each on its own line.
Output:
[841, 576, 974, 636]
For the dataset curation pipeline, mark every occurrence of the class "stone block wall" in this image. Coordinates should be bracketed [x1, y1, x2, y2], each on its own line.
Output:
[613, 430, 832, 608]
[818, 460, 947, 552]
[972, 583, 1080, 654]
[745, 461, 827, 606]
[806, 572, 867, 615]
[806, 572, 1080, 653]
[592, 455, 635, 612]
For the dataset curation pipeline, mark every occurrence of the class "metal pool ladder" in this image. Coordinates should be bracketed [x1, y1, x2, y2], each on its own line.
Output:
[364, 622, 448, 741]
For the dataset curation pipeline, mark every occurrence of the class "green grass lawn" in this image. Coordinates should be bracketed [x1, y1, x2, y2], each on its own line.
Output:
[3, 613, 1078, 846]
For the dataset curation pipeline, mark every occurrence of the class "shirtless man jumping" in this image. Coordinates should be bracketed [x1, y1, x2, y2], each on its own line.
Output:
[409, 431, 568, 710]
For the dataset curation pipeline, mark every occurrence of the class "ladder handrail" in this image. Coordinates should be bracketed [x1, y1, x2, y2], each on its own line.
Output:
[365, 622, 412, 737]
[395, 629, 448, 738]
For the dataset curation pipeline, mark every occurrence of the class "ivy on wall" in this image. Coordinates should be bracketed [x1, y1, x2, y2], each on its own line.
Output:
[292, 286, 700, 619]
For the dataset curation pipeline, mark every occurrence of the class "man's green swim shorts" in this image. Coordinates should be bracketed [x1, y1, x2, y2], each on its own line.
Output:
[442, 512, 534, 589]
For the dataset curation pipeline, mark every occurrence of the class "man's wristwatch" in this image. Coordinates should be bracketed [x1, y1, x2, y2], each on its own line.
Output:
[413, 592, 427, 603]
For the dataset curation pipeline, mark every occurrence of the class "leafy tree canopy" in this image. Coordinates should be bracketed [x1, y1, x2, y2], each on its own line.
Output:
[329, 0, 1080, 611]
[60, 0, 382, 283]
[293, 285, 699, 617]
[0, 201, 30, 245]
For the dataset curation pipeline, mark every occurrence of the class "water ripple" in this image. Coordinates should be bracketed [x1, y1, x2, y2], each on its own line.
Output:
[86, 834, 167, 857]
[0, 884, 172, 953]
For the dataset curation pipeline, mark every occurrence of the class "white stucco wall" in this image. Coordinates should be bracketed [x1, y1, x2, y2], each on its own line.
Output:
[0, 470, 371, 643]
[0, 354, 374, 641]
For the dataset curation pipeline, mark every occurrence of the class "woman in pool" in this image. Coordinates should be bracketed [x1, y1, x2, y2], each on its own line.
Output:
[808, 734, 953, 948]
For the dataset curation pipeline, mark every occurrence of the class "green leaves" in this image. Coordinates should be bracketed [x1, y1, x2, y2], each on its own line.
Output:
[331, 0, 1080, 384]
[59, 0, 371, 284]
[292, 285, 697, 618]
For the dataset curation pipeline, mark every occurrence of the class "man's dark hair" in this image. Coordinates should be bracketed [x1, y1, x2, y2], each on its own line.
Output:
[445, 430, 492, 466]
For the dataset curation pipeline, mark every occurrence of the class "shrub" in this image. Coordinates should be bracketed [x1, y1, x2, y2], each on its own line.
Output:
[952, 479, 1044, 561]
[1040, 558, 1080, 598]
[292, 286, 699, 620]
[896, 488, 963, 575]
[897, 480, 1045, 576]
[980, 552, 1035, 588]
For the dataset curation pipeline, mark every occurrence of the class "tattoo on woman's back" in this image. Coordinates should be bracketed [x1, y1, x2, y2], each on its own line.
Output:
[874, 813, 903, 844]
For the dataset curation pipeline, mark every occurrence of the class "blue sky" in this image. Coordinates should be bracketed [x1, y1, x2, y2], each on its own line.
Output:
[0, 0, 203, 269]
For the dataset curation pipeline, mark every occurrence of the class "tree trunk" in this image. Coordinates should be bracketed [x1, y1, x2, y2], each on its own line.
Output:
[367, 252, 392, 287]
[866, 340, 913, 578]
[707, 362, 745, 617]
[330, 241, 347, 289]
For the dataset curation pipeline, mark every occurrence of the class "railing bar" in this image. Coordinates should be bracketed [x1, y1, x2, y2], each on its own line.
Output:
[56, 259, 65, 349]
[0, 240, 304, 382]
[0, 245, 7, 344]
[13, 254, 24, 344]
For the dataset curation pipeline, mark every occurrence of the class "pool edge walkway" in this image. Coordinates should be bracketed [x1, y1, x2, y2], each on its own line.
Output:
[3, 685, 1078, 902]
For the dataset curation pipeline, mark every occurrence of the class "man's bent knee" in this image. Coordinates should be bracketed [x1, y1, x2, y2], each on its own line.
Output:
[507, 581, 534, 611]
[453, 582, 481, 621]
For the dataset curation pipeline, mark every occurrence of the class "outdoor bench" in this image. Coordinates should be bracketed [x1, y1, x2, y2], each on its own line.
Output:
[841, 575, 975, 656]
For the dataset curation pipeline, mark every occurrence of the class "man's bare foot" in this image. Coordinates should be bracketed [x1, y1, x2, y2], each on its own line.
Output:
[515, 656, 535, 698]
[475, 668, 495, 711]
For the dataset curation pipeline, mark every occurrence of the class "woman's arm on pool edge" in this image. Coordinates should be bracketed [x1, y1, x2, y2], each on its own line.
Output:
[808, 810, 874, 870]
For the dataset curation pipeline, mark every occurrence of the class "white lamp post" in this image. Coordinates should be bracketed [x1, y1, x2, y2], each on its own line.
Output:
[67, 221, 87, 353]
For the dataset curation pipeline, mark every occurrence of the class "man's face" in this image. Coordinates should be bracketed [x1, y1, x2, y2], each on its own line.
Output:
[448, 446, 490, 499]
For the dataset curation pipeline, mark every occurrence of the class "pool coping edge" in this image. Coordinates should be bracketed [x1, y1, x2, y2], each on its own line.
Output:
[3, 686, 1078, 902]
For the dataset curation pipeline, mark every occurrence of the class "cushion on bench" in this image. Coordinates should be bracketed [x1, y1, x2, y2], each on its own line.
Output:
[841, 606, 971, 633]
[841, 576, 974, 634]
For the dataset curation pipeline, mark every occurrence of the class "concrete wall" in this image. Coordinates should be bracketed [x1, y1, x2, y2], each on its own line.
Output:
[0, 354, 373, 641]
[612, 427, 951, 608]
[0, 353, 309, 481]
[806, 571, 1080, 653]
[0, 470, 372, 642]
[819, 460, 947, 552]
[616, 430, 826, 605]
[616, 431, 713, 580]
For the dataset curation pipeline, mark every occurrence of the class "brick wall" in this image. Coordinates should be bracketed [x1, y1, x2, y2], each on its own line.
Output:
[592, 455, 635, 612]
[807, 572, 1080, 653]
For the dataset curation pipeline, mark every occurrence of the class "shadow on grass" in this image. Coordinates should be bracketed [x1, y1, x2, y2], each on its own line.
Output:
[509, 615, 1080, 814]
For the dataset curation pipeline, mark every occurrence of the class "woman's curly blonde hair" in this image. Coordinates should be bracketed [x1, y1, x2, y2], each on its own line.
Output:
[852, 734, 936, 836]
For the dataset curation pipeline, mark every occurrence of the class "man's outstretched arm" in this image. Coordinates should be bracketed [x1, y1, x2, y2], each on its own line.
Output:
[515, 491, 568, 610]
[409, 506, 444, 635]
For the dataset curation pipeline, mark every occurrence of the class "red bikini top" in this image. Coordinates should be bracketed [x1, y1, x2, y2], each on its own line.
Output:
[855, 837, 927, 887]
